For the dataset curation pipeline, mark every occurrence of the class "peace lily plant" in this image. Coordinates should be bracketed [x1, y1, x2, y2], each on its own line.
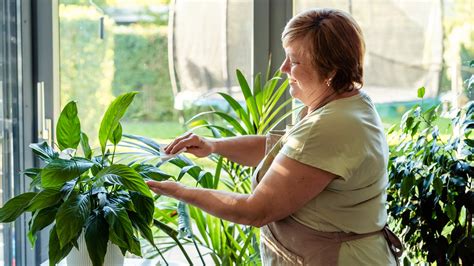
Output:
[0, 92, 161, 266]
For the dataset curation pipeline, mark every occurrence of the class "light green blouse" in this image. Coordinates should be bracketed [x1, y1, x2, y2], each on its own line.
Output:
[277, 92, 395, 264]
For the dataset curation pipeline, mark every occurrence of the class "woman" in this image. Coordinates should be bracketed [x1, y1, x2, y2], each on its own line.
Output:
[147, 8, 400, 265]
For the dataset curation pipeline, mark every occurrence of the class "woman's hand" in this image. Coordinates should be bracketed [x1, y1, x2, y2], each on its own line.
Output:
[164, 132, 214, 158]
[146, 180, 184, 198]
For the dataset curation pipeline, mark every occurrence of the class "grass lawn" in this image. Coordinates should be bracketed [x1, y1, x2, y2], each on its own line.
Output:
[122, 120, 187, 142]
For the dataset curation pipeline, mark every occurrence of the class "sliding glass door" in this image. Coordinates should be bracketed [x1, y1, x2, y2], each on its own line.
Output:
[1, 0, 19, 265]
[1, 0, 38, 265]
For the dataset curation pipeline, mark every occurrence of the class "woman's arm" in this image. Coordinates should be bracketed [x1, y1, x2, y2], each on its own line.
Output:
[164, 133, 266, 167]
[147, 153, 336, 227]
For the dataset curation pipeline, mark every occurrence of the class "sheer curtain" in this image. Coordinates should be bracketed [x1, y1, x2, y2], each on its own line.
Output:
[168, 0, 252, 111]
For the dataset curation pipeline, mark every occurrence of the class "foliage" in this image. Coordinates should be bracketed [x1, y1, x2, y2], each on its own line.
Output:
[117, 68, 294, 264]
[387, 84, 474, 264]
[59, 5, 115, 144]
[0, 92, 166, 266]
[113, 25, 174, 121]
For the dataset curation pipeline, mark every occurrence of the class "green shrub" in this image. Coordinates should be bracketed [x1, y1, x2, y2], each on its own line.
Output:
[387, 86, 474, 265]
[112, 25, 174, 121]
[59, 5, 115, 145]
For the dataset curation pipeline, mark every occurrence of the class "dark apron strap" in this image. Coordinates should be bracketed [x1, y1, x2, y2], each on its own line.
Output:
[382, 225, 404, 265]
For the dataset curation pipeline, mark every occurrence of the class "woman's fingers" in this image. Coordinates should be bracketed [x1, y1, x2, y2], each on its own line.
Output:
[146, 180, 182, 198]
[165, 133, 206, 155]
[164, 132, 192, 153]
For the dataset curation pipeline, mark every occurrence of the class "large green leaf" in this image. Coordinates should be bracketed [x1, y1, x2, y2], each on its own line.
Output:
[177, 202, 193, 238]
[253, 73, 263, 115]
[28, 206, 58, 246]
[23, 168, 41, 179]
[80, 132, 92, 159]
[236, 69, 259, 126]
[103, 203, 141, 256]
[85, 212, 109, 266]
[48, 225, 74, 266]
[41, 158, 94, 188]
[29, 142, 57, 162]
[0, 192, 36, 222]
[56, 193, 90, 248]
[99, 92, 138, 155]
[95, 164, 152, 198]
[122, 134, 162, 154]
[133, 164, 173, 182]
[128, 212, 155, 248]
[56, 101, 81, 150]
[130, 191, 154, 224]
[26, 188, 62, 212]
[217, 92, 252, 132]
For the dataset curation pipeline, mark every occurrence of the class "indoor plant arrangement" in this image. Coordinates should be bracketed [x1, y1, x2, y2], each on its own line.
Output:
[0, 92, 162, 266]
[121, 68, 297, 265]
[387, 80, 474, 263]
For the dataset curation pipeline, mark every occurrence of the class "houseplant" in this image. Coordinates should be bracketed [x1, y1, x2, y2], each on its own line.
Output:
[387, 80, 474, 263]
[0, 92, 162, 266]
[120, 68, 298, 264]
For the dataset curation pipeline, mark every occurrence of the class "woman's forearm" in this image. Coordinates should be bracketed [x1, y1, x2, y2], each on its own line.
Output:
[150, 181, 265, 227]
[210, 135, 266, 167]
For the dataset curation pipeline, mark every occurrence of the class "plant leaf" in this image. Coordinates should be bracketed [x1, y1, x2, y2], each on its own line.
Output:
[56, 193, 90, 249]
[417, 87, 426, 98]
[26, 188, 62, 212]
[41, 158, 94, 188]
[217, 92, 253, 132]
[85, 212, 109, 266]
[133, 164, 173, 181]
[103, 204, 141, 256]
[56, 101, 81, 150]
[128, 212, 155, 248]
[29, 142, 57, 163]
[99, 92, 138, 155]
[130, 191, 154, 224]
[236, 69, 259, 128]
[23, 168, 41, 179]
[109, 122, 122, 146]
[28, 206, 58, 246]
[95, 164, 152, 198]
[0, 192, 36, 222]
[80, 132, 92, 159]
[122, 134, 162, 153]
[49, 225, 75, 266]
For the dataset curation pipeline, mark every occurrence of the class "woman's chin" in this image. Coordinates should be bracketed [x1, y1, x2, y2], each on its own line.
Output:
[289, 87, 300, 100]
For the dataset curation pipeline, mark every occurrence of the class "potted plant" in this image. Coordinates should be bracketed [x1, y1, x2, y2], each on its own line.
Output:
[121, 68, 298, 265]
[0, 92, 163, 266]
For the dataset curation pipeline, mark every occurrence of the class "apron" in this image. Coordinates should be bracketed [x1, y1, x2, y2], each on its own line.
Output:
[252, 130, 403, 266]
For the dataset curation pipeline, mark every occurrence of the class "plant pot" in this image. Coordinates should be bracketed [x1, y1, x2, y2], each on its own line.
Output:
[66, 234, 124, 266]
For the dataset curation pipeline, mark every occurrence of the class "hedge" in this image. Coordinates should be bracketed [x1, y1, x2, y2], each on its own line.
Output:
[59, 4, 115, 144]
[112, 25, 174, 121]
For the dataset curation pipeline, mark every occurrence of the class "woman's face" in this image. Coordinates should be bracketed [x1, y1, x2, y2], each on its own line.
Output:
[280, 40, 328, 106]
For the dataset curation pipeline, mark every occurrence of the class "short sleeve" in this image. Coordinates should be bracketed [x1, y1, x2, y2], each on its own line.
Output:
[280, 111, 364, 181]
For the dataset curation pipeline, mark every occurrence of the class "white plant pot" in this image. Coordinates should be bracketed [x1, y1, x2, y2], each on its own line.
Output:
[66, 234, 124, 266]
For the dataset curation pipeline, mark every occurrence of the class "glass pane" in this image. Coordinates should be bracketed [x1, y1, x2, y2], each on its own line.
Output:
[58, 0, 253, 263]
[0, 0, 14, 264]
[0, 3, 4, 262]
[58, 0, 253, 147]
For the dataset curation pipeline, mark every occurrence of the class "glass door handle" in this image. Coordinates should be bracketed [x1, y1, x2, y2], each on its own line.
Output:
[37, 82, 52, 145]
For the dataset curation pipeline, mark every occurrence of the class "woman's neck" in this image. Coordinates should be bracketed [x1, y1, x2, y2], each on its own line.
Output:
[307, 89, 359, 113]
